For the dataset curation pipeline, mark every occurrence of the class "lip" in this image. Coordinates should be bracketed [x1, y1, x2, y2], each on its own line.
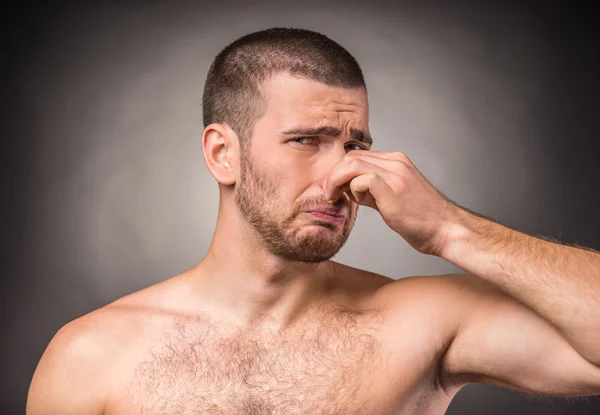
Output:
[304, 207, 346, 217]
[303, 209, 346, 225]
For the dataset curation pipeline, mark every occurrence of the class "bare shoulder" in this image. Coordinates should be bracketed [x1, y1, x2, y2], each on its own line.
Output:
[27, 279, 181, 415]
[26, 303, 133, 414]
[371, 272, 492, 306]
[367, 272, 496, 333]
[329, 263, 467, 350]
[322, 262, 489, 327]
[334, 268, 494, 400]
[368, 273, 515, 389]
[331, 261, 475, 311]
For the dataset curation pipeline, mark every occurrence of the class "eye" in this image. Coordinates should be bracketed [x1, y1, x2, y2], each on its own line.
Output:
[346, 143, 367, 151]
[290, 137, 317, 145]
[290, 137, 367, 151]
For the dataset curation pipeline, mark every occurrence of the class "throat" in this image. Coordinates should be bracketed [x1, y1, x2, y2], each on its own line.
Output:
[186, 260, 337, 333]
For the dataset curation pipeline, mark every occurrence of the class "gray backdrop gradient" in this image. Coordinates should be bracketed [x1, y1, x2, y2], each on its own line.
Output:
[3, 2, 600, 414]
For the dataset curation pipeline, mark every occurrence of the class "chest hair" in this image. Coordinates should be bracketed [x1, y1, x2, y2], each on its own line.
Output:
[124, 303, 387, 415]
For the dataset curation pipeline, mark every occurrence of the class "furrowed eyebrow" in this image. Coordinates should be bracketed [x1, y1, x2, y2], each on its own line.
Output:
[281, 125, 373, 146]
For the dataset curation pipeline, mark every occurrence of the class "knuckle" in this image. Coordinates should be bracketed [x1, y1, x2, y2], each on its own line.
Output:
[348, 157, 363, 167]
[392, 160, 409, 174]
[392, 151, 412, 164]
[344, 151, 359, 161]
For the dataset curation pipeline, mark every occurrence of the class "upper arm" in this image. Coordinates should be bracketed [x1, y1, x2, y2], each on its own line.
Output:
[26, 318, 107, 415]
[437, 274, 600, 397]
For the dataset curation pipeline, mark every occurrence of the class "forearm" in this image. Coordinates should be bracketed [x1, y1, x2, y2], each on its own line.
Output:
[439, 207, 600, 367]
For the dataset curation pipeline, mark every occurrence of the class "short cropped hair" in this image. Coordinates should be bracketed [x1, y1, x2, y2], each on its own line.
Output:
[202, 27, 366, 152]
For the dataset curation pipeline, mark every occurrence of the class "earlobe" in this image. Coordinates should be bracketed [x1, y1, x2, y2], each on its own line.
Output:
[202, 124, 236, 186]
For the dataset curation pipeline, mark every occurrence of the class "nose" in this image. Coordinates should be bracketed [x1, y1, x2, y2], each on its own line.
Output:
[318, 143, 348, 197]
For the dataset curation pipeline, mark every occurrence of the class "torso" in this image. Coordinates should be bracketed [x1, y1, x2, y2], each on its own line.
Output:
[95, 263, 457, 414]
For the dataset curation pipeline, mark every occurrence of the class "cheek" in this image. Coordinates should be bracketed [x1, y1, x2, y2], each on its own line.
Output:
[280, 156, 332, 189]
[270, 158, 314, 189]
[280, 152, 314, 170]
[255, 164, 289, 199]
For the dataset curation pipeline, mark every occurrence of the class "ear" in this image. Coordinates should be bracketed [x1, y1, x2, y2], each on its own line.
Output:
[202, 123, 237, 186]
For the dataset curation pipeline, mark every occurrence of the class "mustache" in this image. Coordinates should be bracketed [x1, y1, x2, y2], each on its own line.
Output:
[299, 193, 351, 212]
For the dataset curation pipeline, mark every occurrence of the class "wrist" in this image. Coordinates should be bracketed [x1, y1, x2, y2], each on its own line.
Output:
[436, 206, 475, 261]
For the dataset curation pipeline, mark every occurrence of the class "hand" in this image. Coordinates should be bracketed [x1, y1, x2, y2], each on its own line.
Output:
[323, 150, 457, 256]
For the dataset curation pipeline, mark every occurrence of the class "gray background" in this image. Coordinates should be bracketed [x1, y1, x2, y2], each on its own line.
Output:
[2, 1, 600, 414]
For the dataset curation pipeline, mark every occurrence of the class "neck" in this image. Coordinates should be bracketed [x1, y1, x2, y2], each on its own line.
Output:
[190, 202, 336, 331]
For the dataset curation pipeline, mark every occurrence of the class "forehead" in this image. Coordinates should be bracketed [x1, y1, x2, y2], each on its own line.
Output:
[260, 72, 369, 128]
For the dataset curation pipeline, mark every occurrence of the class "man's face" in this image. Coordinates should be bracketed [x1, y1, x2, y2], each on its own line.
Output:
[234, 72, 371, 263]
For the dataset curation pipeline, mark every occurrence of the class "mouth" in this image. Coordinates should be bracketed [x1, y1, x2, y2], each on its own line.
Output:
[303, 210, 346, 225]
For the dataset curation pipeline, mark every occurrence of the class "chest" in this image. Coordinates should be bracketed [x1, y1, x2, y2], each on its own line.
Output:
[115, 309, 397, 415]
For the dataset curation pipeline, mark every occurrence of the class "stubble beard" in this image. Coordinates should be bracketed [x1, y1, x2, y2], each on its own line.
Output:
[234, 150, 356, 263]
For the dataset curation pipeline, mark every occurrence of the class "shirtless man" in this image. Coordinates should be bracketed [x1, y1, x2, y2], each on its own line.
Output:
[27, 27, 600, 414]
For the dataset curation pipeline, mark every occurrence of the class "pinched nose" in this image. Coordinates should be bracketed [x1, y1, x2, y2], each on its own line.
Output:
[319, 147, 348, 199]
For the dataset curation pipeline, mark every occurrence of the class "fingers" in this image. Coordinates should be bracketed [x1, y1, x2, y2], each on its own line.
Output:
[347, 172, 391, 208]
[324, 157, 398, 203]
[349, 149, 414, 166]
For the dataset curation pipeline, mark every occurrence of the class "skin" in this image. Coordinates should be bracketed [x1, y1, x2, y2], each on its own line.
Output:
[26, 72, 600, 415]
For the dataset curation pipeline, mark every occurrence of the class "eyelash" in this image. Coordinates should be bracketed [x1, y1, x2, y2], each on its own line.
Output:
[291, 137, 367, 151]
